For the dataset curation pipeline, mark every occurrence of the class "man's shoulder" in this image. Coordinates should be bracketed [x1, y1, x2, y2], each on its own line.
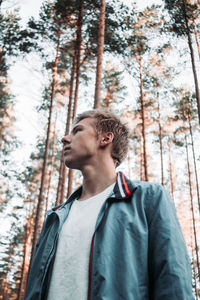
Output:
[129, 179, 172, 209]
[131, 179, 165, 194]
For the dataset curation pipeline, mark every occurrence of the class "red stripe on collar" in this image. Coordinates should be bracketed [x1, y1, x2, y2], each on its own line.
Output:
[122, 173, 131, 196]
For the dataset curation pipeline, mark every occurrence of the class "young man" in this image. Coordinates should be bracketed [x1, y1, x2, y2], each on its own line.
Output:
[25, 110, 194, 300]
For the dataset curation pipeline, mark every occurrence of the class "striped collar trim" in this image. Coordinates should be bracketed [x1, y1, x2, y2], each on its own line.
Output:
[112, 172, 136, 199]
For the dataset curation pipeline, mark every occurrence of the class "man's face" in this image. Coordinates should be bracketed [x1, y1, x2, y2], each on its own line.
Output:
[61, 118, 100, 170]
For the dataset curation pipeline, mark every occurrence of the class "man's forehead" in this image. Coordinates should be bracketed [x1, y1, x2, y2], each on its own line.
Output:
[73, 118, 95, 127]
[72, 117, 96, 129]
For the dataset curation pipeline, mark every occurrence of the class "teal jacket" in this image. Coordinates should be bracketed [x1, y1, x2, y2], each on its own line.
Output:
[24, 172, 194, 300]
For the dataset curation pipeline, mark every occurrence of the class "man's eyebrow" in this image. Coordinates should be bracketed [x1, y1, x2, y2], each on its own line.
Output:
[71, 124, 84, 133]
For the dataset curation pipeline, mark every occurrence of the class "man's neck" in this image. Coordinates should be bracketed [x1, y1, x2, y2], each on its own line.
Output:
[78, 163, 117, 201]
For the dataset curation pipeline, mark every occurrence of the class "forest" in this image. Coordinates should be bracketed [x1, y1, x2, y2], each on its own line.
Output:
[0, 0, 200, 299]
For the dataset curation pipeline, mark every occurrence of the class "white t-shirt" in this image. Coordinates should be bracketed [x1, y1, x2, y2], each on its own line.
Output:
[47, 182, 115, 300]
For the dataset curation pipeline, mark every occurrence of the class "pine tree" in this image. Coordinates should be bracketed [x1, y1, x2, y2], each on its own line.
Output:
[163, 0, 200, 123]
[125, 5, 164, 181]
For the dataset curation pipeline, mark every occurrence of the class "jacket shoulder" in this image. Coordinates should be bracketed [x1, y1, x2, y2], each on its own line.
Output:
[130, 180, 175, 225]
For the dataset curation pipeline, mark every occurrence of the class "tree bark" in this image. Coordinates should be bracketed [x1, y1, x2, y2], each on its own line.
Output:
[18, 213, 33, 300]
[188, 117, 200, 213]
[60, 0, 85, 200]
[185, 133, 200, 280]
[167, 139, 174, 199]
[192, 20, 200, 60]
[61, 3, 84, 203]
[45, 101, 59, 211]
[67, 168, 74, 197]
[94, 0, 106, 108]
[157, 90, 164, 185]
[182, 0, 200, 124]
[56, 55, 76, 205]
[137, 55, 148, 181]
[140, 135, 144, 181]
[192, 250, 199, 300]
[31, 31, 60, 253]
[72, 0, 84, 120]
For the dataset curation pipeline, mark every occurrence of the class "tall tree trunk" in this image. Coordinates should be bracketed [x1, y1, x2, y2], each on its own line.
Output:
[189, 198, 198, 299]
[67, 168, 74, 197]
[168, 139, 174, 198]
[137, 55, 148, 181]
[192, 20, 200, 60]
[94, 0, 106, 108]
[140, 135, 144, 181]
[157, 90, 164, 185]
[182, 0, 200, 124]
[185, 133, 200, 280]
[192, 247, 199, 300]
[63, 0, 84, 199]
[188, 117, 200, 213]
[59, 1, 84, 203]
[56, 155, 65, 206]
[72, 0, 84, 120]
[18, 213, 33, 300]
[56, 54, 76, 206]
[31, 32, 60, 254]
[3, 241, 15, 300]
[45, 101, 59, 211]
[128, 150, 131, 179]
[2, 274, 8, 300]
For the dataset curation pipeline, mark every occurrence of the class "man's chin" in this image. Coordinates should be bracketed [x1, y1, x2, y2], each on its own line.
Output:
[64, 159, 80, 170]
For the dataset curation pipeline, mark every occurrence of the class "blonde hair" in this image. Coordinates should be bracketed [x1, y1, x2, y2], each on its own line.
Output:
[75, 109, 129, 167]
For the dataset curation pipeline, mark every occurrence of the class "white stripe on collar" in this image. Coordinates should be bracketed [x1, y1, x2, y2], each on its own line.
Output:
[117, 174, 126, 198]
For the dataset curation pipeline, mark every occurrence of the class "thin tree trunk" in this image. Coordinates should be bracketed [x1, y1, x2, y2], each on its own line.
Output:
[188, 117, 200, 213]
[192, 247, 198, 300]
[192, 20, 200, 60]
[31, 31, 60, 254]
[56, 54, 76, 205]
[182, 0, 200, 124]
[59, 1, 84, 202]
[190, 220, 199, 300]
[67, 168, 74, 197]
[140, 135, 144, 181]
[18, 214, 33, 300]
[27, 188, 40, 282]
[3, 242, 15, 300]
[56, 155, 65, 206]
[137, 55, 148, 181]
[2, 274, 8, 300]
[185, 133, 200, 279]
[45, 101, 59, 211]
[128, 150, 131, 179]
[157, 90, 164, 185]
[72, 0, 84, 119]
[168, 139, 174, 198]
[94, 0, 106, 108]
[18, 186, 34, 300]
[64, 0, 84, 199]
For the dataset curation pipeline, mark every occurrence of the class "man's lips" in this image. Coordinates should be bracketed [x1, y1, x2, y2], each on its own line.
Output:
[64, 147, 71, 154]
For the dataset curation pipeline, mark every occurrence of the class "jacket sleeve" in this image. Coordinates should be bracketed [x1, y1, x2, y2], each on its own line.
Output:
[145, 184, 194, 300]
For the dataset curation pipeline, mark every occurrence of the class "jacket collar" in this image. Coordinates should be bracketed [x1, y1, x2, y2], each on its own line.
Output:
[112, 171, 137, 200]
[62, 171, 137, 206]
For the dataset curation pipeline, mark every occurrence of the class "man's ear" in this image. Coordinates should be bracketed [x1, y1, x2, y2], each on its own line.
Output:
[100, 132, 114, 146]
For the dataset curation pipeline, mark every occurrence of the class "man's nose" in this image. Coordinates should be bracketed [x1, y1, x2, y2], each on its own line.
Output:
[61, 135, 71, 144]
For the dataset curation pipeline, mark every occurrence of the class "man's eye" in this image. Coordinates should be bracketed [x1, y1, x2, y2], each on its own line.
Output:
[74, 128, 81, 134]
